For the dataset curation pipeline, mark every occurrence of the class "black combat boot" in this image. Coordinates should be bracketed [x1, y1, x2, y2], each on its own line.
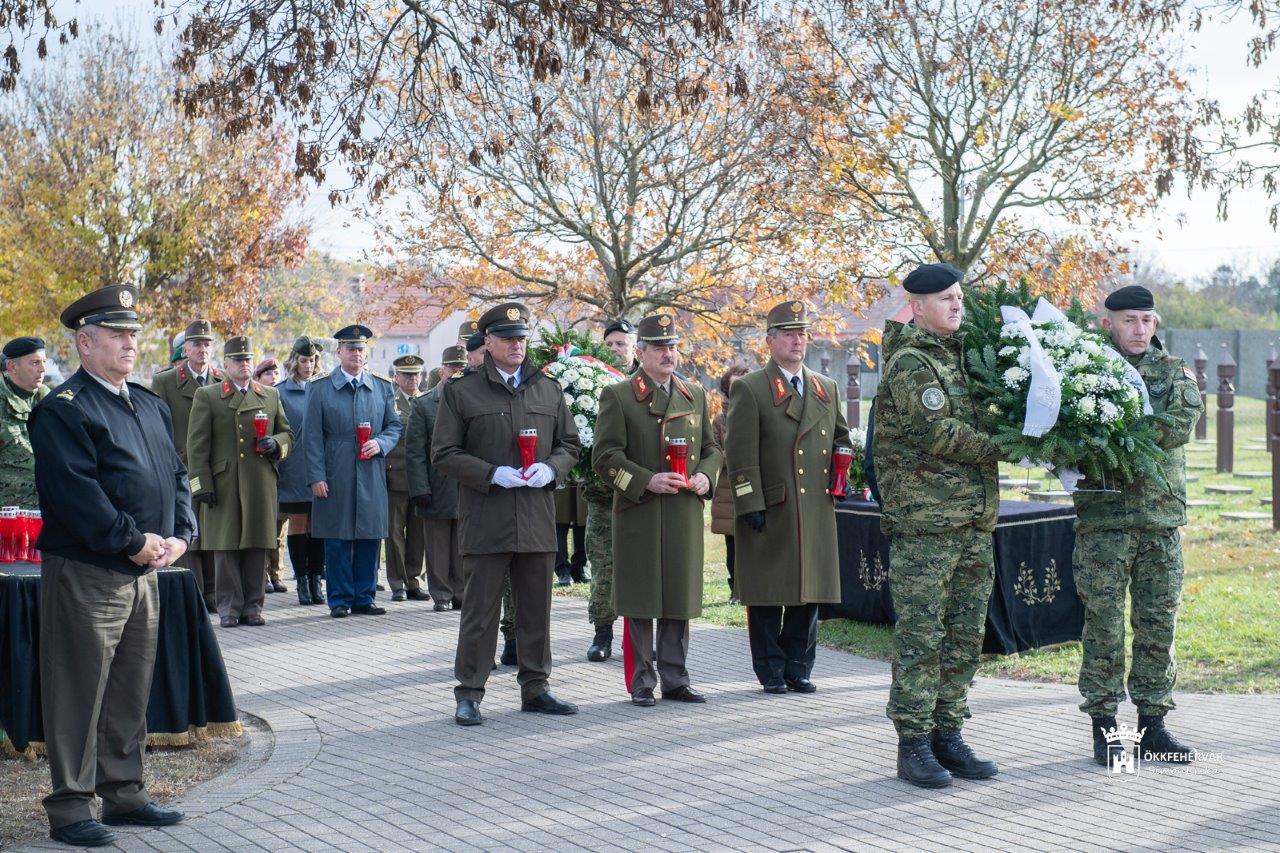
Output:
[500, 633, 518, 666]
[308, 573, 325, 606]
[587, 622, 613, 662]
[1137, 714, 1194, 763]
[296, 574, 313, 606]
[896, 736, 952, 789]
[1091, 715, 1120, 766]
[930, 729, 998, 779]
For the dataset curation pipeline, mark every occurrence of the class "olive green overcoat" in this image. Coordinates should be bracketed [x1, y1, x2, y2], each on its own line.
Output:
[186, 379, 294, 551]
[592, 370, 722, 620]
[726, 362, 850, 606]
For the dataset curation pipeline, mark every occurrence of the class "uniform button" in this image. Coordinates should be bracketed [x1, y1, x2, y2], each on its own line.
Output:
[822, 448, 828, 455]
[798, 449, 804, 456]
[239, 453, 245, 459]
[800, 487, 806, 494]
[823, 468, 829, 475]
[798, 468, 804, 475]
[239, 438, 244, 444]
[821, 429, 827, 436]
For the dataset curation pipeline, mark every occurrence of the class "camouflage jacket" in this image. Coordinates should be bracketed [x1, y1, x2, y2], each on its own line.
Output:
[0, 377, 47, 508]
[872, 321, 1002, 535]
[1073, 341, 1201, 532]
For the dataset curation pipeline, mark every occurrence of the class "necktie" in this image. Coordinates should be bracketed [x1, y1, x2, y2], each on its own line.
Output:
[351, 379, 359, 392]
[507, 376, 517, 389]
[790, 375, 802, 397]
[120, 385, 134, 411]
[195, 373, 205, 387]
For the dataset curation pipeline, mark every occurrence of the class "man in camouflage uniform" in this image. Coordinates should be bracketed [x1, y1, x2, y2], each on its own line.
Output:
[1073, 285, 1202, 767]
[0, 337, 49, 508]
[584, 318, 637, 661]
[872, 262, 1004, 789]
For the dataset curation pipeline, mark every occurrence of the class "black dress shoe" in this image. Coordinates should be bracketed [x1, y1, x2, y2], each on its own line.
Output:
[451, 597, 462, 610]
[631, 688, 656, 707]
[331, 606, 351, 618]
[433, 602, 450, 612]
[762, 678, 787, 694]
[407, 588, 432, 601]
[102, 802, 185, 827]
[521, 692, 579, 715]
[49, 819, 117, 847]
[662, 685, 706, 703]
[352, 604, 387, 615]
[219, 616, 239, 628]
[786, 677, 817, 694]
[455, 700, 483, 726]
[391, 589, 407, 602]
[271, 580, 288, 593]
[554, 569, 572, 587]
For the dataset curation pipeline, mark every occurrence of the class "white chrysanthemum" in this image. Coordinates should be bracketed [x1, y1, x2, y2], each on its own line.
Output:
[573, 413, 589, 430]
[578, 396, 598, 414]
[1098, 400, 1120, 423]
[1002, 366, 1029, 388]
[1000, 324, 1021, 338]
[999, 345, 1018, 358]
[1077, 396, 1097, 417]
[1066, 350, 1091, 370]
[578, 426, 594, 447]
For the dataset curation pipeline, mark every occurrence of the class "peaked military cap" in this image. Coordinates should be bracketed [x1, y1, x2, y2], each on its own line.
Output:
[392, 354, 425, 374]
[603, 318, 636, 337]
[1104, 285, 1156, 312]
[3, 337, 44, 359]
[902, 262, 964, 294]
[59, 285, 142, 331]
[184, 319, 214, 341]
[479, 302, 531, 338]
[223, 335, 254, 360]
[291, 335, 324, 357]
[441, 345, 466, 366]
[465, 331, 486, 352]
[459, 318, 480, 339]
[334, 324, 374, 348]
[766, 300, 812, 330]
[636, 314, 680, 345]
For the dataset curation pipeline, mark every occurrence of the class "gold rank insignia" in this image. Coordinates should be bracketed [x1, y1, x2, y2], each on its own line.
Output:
[190, 476, 202, 493]
[57, 389, 75, 401]
[735, 481, 753, 496]
[613, 468, 633, 490]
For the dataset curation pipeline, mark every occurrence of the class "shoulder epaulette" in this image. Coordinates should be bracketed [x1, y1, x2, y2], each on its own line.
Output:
[312, 371, 329, 382]
[56, 388, 76, 402]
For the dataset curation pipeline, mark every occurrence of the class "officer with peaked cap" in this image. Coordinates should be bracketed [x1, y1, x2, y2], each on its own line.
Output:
[432, 301, 582, 725]
[152, 317, 223, 611]
[30, 285, 193, 846]
[1074, 284, 1203, 767]
[187, 336, 294, 627]
[457, 318, 480, 346]
[873, 261, 1005, 788]
[406, 345, 468, 611]
[0, 336, 49, 507]
[592, 314, 722, 706]
[278, 335, 328, 605]
[304, 324, 402, 617]
[385, 353, 431, 602]
[727, 300, 851, 694]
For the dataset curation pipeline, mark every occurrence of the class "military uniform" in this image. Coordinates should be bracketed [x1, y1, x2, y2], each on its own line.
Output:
[0, 337, 49, 507]
[406, 346, 466, 610]
[186, 337, 294, 626]
[277, 335, 327, 605]
[385, 354, 429, 600]
[431, 303, 581, 722]
[874, 263, 1003, 787]
[591, 315, 722, 702]
[152, 319, 223, 609]
[1073, 285, 1202, 764]
[304, 325, 403, 616]
[726, 302, 850, 691]
[32, 285, 194, 842]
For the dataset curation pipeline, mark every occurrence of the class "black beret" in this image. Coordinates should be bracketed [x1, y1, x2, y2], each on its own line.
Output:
[603, 318, 636, 337]
[1104, 285, 1155, 312]
[3, 337, 45, 359]
[902, 262, 964, 294]
[465, 331, 486, 352]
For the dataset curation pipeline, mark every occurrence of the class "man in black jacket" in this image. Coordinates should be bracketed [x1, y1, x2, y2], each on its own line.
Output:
[30, 284, 196, 848]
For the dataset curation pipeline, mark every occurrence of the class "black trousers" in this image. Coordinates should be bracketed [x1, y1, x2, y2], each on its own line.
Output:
[554, 522, 586, 574]
[746, 603, 818, 685]
[724, 535, 736, 591]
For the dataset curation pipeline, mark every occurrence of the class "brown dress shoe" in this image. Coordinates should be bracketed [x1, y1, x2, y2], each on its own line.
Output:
[219, 616, 239, 628]
[241, 614, 267, 626]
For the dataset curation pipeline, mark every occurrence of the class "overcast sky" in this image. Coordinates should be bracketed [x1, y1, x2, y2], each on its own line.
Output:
[43, 0, 1280, 280]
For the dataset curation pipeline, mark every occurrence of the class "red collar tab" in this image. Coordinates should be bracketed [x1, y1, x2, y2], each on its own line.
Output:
[811, 373, 829, 401]
[772, 375, 790, 406]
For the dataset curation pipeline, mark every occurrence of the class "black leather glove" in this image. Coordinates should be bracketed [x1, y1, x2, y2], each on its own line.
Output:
[739, 510, 766, 533]
[256, 436, 280, 459]
[194, 492, 216, 507]
[411, 494, 432, 510]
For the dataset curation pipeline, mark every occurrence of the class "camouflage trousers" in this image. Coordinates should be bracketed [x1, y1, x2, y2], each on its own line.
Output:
[585, 498, 615, 625]
[1074, 527, 1182, 718]
[887, 526, 994, 739]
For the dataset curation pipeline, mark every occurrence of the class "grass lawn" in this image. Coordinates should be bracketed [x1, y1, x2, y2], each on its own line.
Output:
[561, 395, 1280, 695]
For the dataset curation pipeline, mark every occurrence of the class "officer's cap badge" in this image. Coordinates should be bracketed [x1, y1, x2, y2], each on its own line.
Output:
[119, 289, 134, 308]
[506, 308, 520, 321]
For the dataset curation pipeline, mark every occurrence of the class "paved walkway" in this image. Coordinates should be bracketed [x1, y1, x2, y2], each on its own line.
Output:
[23, 589, 1280, 851]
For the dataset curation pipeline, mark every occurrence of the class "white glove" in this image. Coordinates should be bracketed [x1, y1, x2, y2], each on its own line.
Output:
[524, 462, 555, 488]
[492, 466, 529, 489]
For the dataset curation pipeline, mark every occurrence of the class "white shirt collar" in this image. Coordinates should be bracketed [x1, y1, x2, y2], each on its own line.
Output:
[495, 365, 520, 387]
[85, 368, 126, 396]
[340, 367, 363, 386]
[777, 364, 803, 395]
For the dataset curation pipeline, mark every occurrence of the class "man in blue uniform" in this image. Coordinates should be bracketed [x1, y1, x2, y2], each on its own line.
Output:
[304, 324, 403, 618]
[30, 284, 195, 848]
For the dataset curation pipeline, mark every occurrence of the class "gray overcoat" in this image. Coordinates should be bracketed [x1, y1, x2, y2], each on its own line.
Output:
[274, 375, 313, 504]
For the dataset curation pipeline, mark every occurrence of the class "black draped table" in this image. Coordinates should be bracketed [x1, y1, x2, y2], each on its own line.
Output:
[0, 562, 240, 757]
[820, 499, 1084, 654]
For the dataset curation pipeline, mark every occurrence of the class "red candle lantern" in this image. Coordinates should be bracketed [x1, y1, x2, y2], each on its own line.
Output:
[517, 428, 538, 477]
[356, 421, 373, 459]
[829, 446, 854, 497]
[0, 507, 16, 563]
[27, 510, 42, 563]
[666, 437, 690, 487]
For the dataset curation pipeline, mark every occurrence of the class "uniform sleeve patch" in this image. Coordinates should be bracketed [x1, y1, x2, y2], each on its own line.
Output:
[190, 476, 202, 492]
[613, 469, 633, 491]
[1182, 385, 1202, 406]
[57, 389, 75, 401]
[921, 387, 946, 411]
[734, 482, 754, 496]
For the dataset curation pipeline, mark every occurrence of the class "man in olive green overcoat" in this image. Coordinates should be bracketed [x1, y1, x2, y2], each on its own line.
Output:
[727, 301, 851, 694]
[187, 336, 293, 626]
[592, 314, 721, 706]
